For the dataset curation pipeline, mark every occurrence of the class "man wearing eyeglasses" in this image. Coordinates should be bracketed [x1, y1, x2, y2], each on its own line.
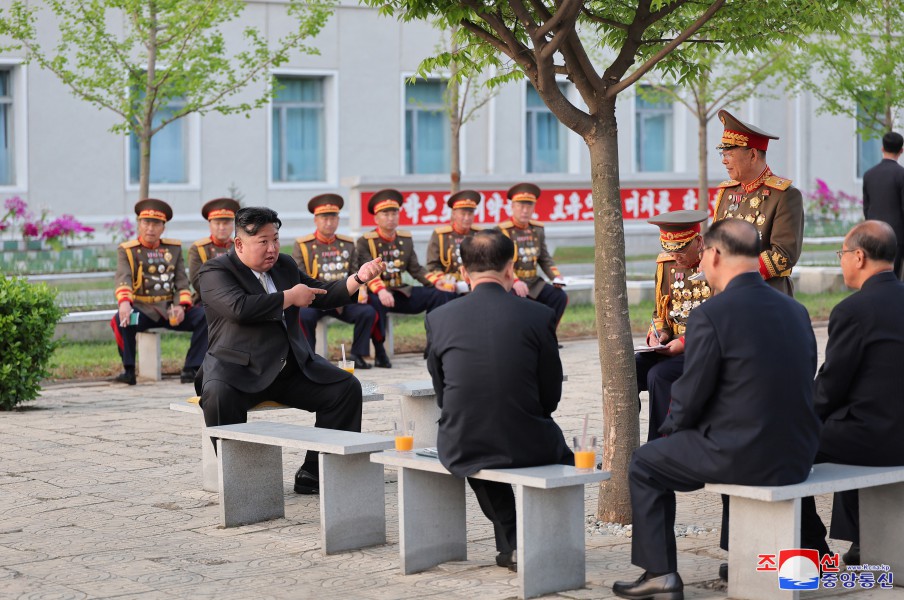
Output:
[712, 109, 803, 296]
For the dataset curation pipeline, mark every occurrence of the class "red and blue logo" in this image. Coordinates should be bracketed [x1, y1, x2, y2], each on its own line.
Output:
[778, 549, 821, 590]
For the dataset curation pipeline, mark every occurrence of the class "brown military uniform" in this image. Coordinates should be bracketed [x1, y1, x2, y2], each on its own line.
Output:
[712, 168, 804, 296]
[115, 238, 192, 321]
[652, 253, 712, 339]
[356, 230, 442, 296]
[498, 220, 562, 298]
[294, 233, 359, 283]
[426, 224, 481, 282]
[188, 238, 232, 305]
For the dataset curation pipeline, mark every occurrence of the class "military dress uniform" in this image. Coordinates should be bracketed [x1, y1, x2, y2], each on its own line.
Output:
[294, 194, 377, 366]
[426, 190, 482, 290]
[498, 183, 568, 324]
[356, 189, 454, 353]
[187, 198, 240, 305]
[111, 199, 208, 384]
[712, 110, 804, 296]
[635, 210, 710, 442]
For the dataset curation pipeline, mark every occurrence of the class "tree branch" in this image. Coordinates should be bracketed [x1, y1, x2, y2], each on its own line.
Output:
[580, 9, 629, 30]
[538, 0, 584, 60]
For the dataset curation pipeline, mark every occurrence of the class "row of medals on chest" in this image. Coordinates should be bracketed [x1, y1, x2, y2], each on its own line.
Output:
[670, 270, 710, 320]
[517, 244, 539, 263]
[142, 251, 176, 290]
[725, 191, 768, 227]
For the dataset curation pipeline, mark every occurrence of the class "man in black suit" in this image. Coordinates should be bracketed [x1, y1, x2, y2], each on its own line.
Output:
[425, 229, 573, 572]
[800, 221, 904, 564]
[613, 219, 820, 600]
[862, 131, 904, 278]
[197, 207, 384, 494]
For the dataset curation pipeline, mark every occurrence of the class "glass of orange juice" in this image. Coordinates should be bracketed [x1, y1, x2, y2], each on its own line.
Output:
[167, 304, 179, 327]
[573, 436, 597, 472]
[394, 420, 415, 453]
[338, 360, 355, 375]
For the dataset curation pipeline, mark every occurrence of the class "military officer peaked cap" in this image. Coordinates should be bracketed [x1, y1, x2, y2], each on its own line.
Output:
[447, 189, 481, 210]
[716, 109, 779, 152]
[201, 197, 241, 221]
[368, 189, 403, 214]
[308, 193, 344, 215]
[134, 198, 173, 222]
[507, 182, 541, 203]
[648, 209, 708, 252]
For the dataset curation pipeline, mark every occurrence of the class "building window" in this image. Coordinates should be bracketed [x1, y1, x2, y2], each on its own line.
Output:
[635, 86, 674, 172]
[405, 79, 449, 174]
[526, 83, 567, 173]
[272, 76, 325, 182]
[0, 70, 14, 185]
[856, 104, 883, 178]
[129, 94, 188, 184]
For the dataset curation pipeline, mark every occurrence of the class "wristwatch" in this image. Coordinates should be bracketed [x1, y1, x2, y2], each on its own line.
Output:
[353, 272, 366, 285]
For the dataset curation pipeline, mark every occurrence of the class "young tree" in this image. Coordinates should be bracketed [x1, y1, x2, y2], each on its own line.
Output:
[0, 0, 334, 200]
[363, 0, 856, 522]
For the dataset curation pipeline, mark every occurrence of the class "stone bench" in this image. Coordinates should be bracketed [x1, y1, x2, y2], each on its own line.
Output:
[705, 463, 904, 600]
[169, 381, 383, 492]
[371, 450, 609, 599]
[314, 313, 394, 360]
[208, 421, 395, 554]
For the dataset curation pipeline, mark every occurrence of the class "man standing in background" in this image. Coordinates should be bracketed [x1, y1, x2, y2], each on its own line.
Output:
[862, 131, 904, 278]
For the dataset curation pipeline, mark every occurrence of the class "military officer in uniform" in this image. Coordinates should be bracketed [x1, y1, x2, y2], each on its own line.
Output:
[498, 183, 568, 326]
[188, 197, 241, 305]
[293, 194, 378, 369]
[636, 210, 710, 442]
[111, 199, 208, 385]
[356, 188, 455, 368]
[712, 109, 804, 296]
[426, 189, 482, 293]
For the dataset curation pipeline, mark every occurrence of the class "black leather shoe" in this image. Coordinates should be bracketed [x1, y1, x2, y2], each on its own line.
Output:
[613, 571, 684, 599]
[495, 551, 517, 572]
[349, 353, 372, 370]
[842, 543, 860, 565]
[293, 468, 319, 494]
[719, 562, 728, 582]
[374, 353, 392, 369]
[180, 367, 198, 384]
[114, 368, 136, 385]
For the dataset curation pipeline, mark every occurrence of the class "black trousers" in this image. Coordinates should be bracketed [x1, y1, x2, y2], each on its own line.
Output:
[367, 287, 454, 341]
[512, 283, 568, 325]
[111, 305, 207, 369]
[199, 354, 362, 476]
[299, 303, 378, 357]
[635, 353, 685, 442]
[468, 479, 517, 554]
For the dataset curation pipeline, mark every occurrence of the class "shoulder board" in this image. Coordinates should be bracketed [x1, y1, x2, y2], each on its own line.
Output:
[717, 179, 739, 188]
[655, 252, 675, 264]
[296, 234, 316, 244]
[120, 239, 140, 249]
[192, 237, 211, 248]
[434, 225, 453, 234]
[161, 238, 182, 246]
[764, 175, 792, 191]
[470, 225, 482, 231]
[336, 234, 355, 243]
[529, 220, 545, 228]
[498, 220, 514, 229]
[396, 230, 413, 238]
[364, 231, 380, 240]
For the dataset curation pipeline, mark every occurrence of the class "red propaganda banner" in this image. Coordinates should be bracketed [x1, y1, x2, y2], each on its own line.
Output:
[360, 187, 720, 227]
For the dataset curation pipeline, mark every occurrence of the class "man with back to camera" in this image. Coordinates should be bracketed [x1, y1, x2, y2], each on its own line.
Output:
[862, 131, 904, 279]
[197, 207, 384, 494]
[426, 229, 573, 572]
[612, 219, 820, 599]
[799, 220, 904, 564]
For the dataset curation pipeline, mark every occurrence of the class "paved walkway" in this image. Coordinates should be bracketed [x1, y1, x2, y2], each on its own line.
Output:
[2, 330, 901, 599]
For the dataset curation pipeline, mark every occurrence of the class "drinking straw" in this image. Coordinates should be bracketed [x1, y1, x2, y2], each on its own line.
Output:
[581, 414, 589, 450]
[341, 343, 347, 366]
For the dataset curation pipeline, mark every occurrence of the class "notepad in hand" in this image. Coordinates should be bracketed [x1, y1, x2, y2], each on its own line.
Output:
[634, 344, 667, 353]
[416, 447, 439, 458]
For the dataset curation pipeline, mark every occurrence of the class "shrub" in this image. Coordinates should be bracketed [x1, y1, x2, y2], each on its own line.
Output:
[0, 276, 63, 409]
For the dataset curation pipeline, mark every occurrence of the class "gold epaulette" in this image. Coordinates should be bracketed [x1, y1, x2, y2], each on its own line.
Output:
[161, 238, 182, 246]
[364, 231, 380, 239]
[655, 252, 674, 264]
[717, 179, 739, 188]
[296, 234, 316, 244]
[119, 239, 140, 249]
[498, 220, 514, 229]
[336, 233, 355, 243]
[434, 225, 453, 234]
[396, 229, 413, 237]
[529, 219, 545, 227]
[471, 225, 482, 231]
[764, 175, 792, 191]
[192, 237, 211, 248]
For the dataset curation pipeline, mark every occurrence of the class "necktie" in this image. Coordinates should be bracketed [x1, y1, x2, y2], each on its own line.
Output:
[259, 272, 269, 293]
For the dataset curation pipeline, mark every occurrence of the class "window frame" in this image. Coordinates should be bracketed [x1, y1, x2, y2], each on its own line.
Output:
[400, 74, 454, 176]
[633, 84, 676, 173]
[853, 102, 884, 181]
[0, 59, 28, 192]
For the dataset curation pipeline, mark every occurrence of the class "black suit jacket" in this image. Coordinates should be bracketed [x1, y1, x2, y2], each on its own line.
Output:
[426, 282, 572, 477]
[198, 250, 354, 393]
[654, 272, 820, 486]
[863, 158, 904, 245]
[814, 271, 904, 464]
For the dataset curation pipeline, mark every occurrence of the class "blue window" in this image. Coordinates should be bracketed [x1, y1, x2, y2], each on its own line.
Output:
[405, 80, 449, 174]
[526, 83, 567, 173]
[856, 104, 883, 178]
[129, 93, 187, 184]
[272, 76, 325, 182]
[635, 86, 674, 172]
[0, 71, 14, 185]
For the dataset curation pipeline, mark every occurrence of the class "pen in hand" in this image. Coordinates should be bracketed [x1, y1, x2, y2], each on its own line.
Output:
[650, 318, 661, 346]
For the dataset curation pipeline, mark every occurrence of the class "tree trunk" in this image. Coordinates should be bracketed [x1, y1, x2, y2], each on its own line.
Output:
[590, 99, 638, 524]
[698, 112, 709, 217]
[138, 0, 158, 201]
[139, 131, 152, 201]
[449, 60, 461, 194]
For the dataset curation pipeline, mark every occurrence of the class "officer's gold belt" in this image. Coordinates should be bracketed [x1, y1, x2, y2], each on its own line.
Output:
[134, 294, 173, 303]
[515, 269, 537, 279]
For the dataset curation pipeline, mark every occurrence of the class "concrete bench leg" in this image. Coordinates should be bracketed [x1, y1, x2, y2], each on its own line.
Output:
[398, 467, 466, 574]
[401, 394, 440, 448]
[861, 482, 904, 580]
[320, 453, 386, 554]
[517, 485, 584, 598]
[314, 320, 329, 358]
[201, 424, 218, 493]
[728, 496, 801, 600]
[217, 439, 285, 527]
[136, 331, 161, 381]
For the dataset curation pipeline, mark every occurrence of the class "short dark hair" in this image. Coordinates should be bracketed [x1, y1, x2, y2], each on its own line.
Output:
[883, 131, 904, 153]
[235, 207, 281, 236]
[847, 221, 897, 262]
[703, 218, 760, 258]
[460, 229, 514, 273]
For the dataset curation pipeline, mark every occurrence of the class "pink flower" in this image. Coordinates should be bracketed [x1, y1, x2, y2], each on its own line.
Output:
[22, 222, 40, 237]
[3, 196, 27, 217]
